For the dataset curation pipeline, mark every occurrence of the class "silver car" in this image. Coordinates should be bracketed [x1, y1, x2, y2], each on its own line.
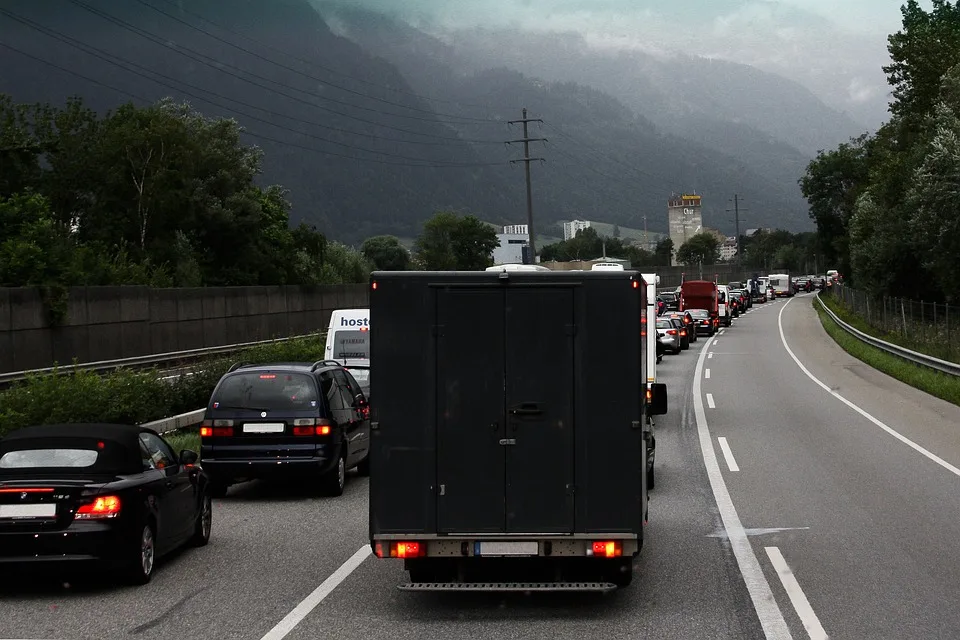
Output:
[656, 318, 682, 354]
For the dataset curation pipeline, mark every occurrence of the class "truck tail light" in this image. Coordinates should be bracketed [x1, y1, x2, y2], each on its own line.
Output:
[76, 495, 121, 520]
[588, 541, 622, 558]
[375, 541, 426, 558]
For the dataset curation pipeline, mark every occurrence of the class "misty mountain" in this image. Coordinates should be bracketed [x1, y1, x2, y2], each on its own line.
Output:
[1, 0, 812, 243]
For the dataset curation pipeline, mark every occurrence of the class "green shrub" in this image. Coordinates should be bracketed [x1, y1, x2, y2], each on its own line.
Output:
[0, 334, 327, 437]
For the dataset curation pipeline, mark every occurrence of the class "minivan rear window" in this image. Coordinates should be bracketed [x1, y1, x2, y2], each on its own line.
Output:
[213, 372, 320, 411]
[332, 330, 369, 359]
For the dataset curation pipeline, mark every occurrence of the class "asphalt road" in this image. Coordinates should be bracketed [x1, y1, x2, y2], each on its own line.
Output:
[3, 293, 960, 639]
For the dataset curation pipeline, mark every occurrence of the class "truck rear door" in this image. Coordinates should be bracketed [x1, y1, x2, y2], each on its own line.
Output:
[435, 286, 576, 535]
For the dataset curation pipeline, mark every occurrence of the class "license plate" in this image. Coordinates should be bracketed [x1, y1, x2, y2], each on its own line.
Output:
[243, 423, 286, 433]
[477, 541, 539, 556]
[0, 503, 57, 519]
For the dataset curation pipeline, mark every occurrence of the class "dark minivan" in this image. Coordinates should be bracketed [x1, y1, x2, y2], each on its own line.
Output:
[200, 361, 370, 498]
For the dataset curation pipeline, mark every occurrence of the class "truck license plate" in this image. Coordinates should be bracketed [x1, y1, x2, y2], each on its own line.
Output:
[476, 541, 539, 556]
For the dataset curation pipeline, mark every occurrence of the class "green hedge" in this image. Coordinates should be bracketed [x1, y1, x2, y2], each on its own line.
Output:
[0, 334, 328, 437]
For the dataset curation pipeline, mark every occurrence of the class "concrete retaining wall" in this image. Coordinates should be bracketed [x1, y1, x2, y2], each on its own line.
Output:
[0, 284, 370, 373]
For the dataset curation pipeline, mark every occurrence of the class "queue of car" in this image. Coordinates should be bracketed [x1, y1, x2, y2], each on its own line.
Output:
[0, 308, 372, 585]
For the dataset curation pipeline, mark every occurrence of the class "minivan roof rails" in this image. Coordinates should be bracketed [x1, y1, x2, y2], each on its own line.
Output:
[310, 360, 343, 371]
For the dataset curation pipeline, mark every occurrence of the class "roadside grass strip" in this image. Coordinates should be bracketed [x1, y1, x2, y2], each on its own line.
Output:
[814, 302, 960, 407]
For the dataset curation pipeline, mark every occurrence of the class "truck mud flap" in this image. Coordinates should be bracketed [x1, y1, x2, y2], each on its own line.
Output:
[398, 582, 618, 593]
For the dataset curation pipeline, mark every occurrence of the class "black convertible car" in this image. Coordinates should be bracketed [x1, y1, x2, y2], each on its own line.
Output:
[0, 423, 211, 584]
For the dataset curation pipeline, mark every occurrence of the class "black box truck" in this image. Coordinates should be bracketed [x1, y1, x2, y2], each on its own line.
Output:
[368, 269, 667, 592]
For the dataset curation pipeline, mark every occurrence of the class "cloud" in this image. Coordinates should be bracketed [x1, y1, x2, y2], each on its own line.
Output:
[324, 0, 905, 126]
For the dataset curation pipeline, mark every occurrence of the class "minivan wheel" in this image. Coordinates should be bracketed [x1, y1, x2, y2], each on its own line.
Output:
[322, 451, 346, 497]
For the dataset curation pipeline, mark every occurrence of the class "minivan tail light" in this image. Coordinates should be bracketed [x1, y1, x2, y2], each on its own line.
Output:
[76, 495, 121, 520]
[292, 419, 333, 436]
[202, 427, 234, 437]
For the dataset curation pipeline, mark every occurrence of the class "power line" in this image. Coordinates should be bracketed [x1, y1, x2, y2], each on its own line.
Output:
[0, 39, 506, 169]
[0, 42, 149, 104]
[66, 0, 502, 127]
[143, 0, 495, 112]
[1, 9, 499, 149]
[1, 10, 507, 166]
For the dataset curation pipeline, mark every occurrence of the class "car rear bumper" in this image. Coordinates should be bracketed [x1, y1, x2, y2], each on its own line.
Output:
[0, 523, 122, 565]
[201, 455, 337, 481]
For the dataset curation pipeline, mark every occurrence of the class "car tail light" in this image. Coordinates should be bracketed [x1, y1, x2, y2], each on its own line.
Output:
[292, 419, 333, 436]
[587, 541, 622, 558]
[76, 495, 121, 520]
[680, 330, 687, 336]
[374, 541, 427, 558]
[666, 329, 677, 335]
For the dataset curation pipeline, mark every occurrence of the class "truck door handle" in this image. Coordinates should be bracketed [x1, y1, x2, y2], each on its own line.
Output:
[510, 403, 542, 416]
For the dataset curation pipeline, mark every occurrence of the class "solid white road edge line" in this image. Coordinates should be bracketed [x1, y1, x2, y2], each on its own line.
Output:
[705, 368, 712, 379]
[717, 437, 740, 472]
[778, 298, 960, 479]
[765, 547, 829, 640]
[692, 339, 793, 639]
[706, 393, 716, 409]
[260, 545, 372, 640]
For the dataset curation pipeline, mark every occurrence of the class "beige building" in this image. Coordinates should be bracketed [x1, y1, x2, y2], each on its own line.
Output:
[667, 194, 703, 266]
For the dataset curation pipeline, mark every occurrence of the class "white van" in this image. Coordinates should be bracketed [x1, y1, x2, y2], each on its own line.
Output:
[324, 308, 370, 363]
[642, 273, 660, 383]
[717, 284, 731, 326]
[768, 273, 793, 298]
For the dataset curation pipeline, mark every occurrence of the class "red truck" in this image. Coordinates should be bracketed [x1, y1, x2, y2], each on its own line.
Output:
[679, 280, 720, 336]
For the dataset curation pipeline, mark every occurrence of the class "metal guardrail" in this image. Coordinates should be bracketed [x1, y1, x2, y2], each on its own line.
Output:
[142, 408, 206, 435]
[0, 331, 324, 386]
[815, 293, 960, 377]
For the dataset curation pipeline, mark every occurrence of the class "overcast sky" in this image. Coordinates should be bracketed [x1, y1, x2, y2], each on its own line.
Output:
[328, 0, 924, 127]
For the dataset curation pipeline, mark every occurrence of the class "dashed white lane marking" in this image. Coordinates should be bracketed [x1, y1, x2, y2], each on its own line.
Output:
[708, 352, 714, 359]
[779, 298, 960, 479]
[260, 545, 371, 640]
[692, 339, 792, 638]
[717, 436, 740, 472]
[706, 393, 716, 409]
[705, 368, 711, 379]
[765, 546, 829, 640]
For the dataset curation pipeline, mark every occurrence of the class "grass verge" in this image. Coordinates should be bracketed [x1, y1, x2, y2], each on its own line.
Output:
[814, 298, 960, 407]
[820, 291, 957, 363]
[164, 428, 201, 456]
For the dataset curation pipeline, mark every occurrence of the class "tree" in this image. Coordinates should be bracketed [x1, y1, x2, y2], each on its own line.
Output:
[0, 95, 370, 287]
[413, 212, 499, 270]
[885, 0, 960, 124]
[675, 233, 719, 266]
[612, 224, 621, 238]
[798, 134, 871, 277]
[907, 89, 960, 301]
[654, 238, 673, 266]
[362, 235, 411, 271]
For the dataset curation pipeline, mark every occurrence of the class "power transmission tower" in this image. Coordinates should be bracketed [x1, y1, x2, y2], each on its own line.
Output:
[507, 108, 546, 263]
[726, 194, 747, 266]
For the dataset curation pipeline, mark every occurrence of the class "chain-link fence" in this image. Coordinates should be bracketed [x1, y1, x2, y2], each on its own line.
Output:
[829, 285, 960, 364]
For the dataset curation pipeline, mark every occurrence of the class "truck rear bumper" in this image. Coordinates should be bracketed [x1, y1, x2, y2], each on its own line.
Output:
[397, 581, 618, 593]
[372, 534, 640, 559]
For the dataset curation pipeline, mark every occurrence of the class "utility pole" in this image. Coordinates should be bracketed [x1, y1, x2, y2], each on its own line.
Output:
[726, 194, 747, 267]
[507, 108, 546, 263]
[642, 215, 648, 250]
